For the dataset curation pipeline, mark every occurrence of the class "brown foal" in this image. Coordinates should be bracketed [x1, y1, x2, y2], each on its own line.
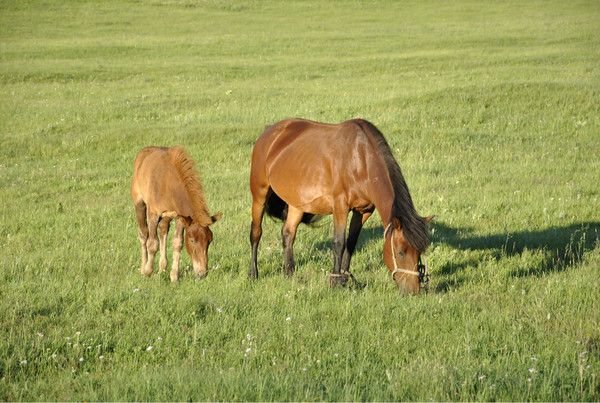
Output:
[131, 146, 221, 281]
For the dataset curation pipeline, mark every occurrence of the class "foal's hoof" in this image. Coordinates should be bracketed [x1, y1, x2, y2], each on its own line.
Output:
[195, 271, 208, 280]
[328, 273, 349, 288]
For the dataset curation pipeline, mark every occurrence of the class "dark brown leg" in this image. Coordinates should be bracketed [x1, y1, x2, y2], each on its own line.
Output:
[282, 206, 304, 277]
[329, 202, 349, 287]
[249, 198, 265, 279]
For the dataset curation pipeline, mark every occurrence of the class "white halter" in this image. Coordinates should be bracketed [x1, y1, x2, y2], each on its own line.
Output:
[385, 223, 422, 280]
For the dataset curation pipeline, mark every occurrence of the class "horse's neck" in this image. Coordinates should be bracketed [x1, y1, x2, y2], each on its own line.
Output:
[366, 159, 395, 226]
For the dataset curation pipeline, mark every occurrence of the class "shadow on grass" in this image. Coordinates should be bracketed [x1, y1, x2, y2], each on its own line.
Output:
[432, 221, 600, 278]
[269, 220, 599, 293]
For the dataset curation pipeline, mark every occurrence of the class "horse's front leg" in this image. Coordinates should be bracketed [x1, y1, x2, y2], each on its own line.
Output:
[330, 202, 349, 287]
[341, 210, 372, 273]
[170, 218, 185, 282]
[281, 207, 304, 276]
[142, 212, 160, 277]
[158, 217, 172, 272]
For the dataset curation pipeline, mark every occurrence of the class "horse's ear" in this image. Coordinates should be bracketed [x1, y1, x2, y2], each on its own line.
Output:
[392, 217, 402, 230]
[211, 211, 222, 224]
[423, 215, 435, 224]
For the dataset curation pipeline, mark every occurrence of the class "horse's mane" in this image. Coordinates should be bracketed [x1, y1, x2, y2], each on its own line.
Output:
[355, 119, 430, 253]
[169, 147, 213, 227]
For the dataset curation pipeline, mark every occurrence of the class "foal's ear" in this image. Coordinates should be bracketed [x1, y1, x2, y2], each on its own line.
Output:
[210, 211, 223, 224]
[423, 215, 435, 224]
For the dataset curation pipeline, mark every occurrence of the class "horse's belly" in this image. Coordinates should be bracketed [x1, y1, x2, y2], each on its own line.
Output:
[270, 177, 333, 214]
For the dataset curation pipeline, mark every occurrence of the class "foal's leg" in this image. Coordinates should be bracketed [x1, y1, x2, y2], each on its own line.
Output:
[134, 202, 149, 275]
[281, 206, 304, 277]
[249, 195, 266, 279]
[341, 211, 372, 273]
[170, 218, 185, 282]
[158, 217, 172, 272]
[142, 212, 160, 276]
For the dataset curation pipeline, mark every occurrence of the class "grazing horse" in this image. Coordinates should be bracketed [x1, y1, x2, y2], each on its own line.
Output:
[249, 118, 431, 294]
[131, 146, 221, 282]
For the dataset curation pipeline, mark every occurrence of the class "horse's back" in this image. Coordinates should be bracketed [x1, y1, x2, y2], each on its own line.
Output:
[131, 147, 179, 208]
[252, 118, 375, 213]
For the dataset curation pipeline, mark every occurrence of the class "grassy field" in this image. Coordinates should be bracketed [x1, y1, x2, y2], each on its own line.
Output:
[1, 0, 599, 400]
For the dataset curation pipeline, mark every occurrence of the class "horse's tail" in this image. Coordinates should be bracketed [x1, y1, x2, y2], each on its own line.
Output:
[264, 188, 322, 225]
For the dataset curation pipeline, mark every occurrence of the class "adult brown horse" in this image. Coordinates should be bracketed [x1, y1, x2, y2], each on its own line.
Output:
[131, 146, 221, 282]
[249, 118, 431, 294]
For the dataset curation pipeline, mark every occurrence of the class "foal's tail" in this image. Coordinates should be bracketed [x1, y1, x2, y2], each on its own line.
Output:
[264, 188, 322, 225]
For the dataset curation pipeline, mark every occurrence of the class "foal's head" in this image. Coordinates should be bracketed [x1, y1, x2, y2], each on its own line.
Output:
[183, 213, 222, 278]
[383, 216, 432, 294]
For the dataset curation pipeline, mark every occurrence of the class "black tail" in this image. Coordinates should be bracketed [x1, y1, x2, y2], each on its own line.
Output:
[264, 188, 322, 225]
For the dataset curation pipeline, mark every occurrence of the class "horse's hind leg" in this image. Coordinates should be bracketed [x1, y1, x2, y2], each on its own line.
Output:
[134, 201, 149, 275]
[158, 217, 172, 272]
[170, 218, 184, 282]
[249, 199, 264, 279]
[249, 191, 268, 279]
[281, 206, 304, 277]
[142, 212, 160, 277]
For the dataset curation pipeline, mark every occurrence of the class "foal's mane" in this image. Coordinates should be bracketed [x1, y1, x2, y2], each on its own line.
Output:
[169, 147, 213, 227]
[355, 119, 430, 253]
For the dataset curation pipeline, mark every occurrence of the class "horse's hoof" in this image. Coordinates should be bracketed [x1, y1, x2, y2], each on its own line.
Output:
[195, 271, 208, 280]
[284, 267, 295, 277]
[248, 270, 258, 280]
[328, 273, 349, 287]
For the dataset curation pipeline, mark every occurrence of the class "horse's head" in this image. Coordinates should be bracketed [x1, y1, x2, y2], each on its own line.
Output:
[184, 212, 222, 278]
[383, 216, 432, 294]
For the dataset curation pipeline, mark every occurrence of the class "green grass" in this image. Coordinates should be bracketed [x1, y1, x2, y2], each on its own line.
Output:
[1, 0, 599, 400]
